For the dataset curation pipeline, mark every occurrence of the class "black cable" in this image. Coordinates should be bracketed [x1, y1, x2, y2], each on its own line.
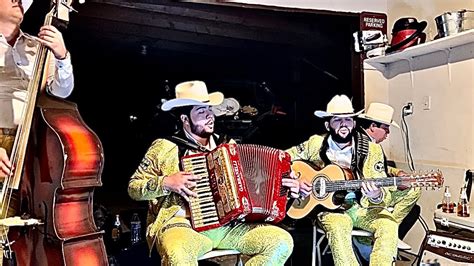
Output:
[403, 115, 415, 171]
[410, 215, 432, 265]
[401, 106, 416, 171]
[418, 216, 430, 232]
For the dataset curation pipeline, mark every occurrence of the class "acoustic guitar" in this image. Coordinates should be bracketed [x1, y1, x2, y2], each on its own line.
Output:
[287, 161, 444, 219]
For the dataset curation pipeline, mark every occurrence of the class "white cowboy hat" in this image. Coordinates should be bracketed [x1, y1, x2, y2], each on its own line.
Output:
[161, 80, 224, 111]
[22, 0, 33, 13]
[358, 102, 400, 128]
[314, 94, 363, 118]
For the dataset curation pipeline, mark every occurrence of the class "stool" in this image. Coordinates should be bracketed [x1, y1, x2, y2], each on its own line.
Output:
[314, 225, 412, 266]
[198, 249, 243, 266]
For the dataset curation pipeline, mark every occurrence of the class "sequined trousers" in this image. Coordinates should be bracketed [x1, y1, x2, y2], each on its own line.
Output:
[157, 217, 293, 266]
[319, 206, 398, 266]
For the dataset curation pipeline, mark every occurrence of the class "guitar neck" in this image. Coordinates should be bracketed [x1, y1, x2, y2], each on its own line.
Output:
[330, 177, 401, 191]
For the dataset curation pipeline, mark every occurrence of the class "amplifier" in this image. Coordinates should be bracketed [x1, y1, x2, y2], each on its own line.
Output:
[420, 230, 474, 265]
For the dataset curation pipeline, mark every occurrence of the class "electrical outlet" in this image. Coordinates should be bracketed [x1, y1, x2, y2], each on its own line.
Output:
[403, 102, 413, 116]
[422, 96, 431, 110]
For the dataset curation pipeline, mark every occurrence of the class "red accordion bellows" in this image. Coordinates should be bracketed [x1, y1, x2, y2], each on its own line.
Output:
[181, 143, 291, 232]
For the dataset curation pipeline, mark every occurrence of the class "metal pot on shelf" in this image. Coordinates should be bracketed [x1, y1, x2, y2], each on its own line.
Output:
[435, 9, 474, 38]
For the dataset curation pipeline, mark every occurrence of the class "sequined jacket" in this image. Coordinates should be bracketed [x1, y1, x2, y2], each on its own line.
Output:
[285, 134, 397, 210]
[128, 134, 227, 252]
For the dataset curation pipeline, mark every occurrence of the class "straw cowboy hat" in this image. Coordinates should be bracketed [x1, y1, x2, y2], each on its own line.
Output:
[314, 94, 363, 118]
[161, 80, 224, 111]
[358, 102, 400, 128]
[22, 0, 33, 13]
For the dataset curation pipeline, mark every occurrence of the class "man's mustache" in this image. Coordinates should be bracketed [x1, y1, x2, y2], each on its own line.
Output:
[337, 126, 351, 132]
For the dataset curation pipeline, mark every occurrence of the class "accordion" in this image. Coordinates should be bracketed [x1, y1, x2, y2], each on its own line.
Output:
[181, 143, 291, 232]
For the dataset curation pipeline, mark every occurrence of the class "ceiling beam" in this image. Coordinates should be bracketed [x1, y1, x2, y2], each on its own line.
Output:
[74, 1, 335, 49]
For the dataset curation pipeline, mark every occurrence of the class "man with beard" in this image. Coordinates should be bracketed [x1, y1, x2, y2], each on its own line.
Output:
[128, 80, 304, 265]
[285, 95, 398, 266]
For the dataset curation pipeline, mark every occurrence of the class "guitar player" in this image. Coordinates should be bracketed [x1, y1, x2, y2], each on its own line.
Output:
[355, 102, 421, 261]
[358, 103, 421, 232]
[128, 80, 303, 265]
[286, 95, 401, 266]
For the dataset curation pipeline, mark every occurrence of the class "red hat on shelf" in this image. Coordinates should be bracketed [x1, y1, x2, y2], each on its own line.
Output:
[386, 17, 427, 54]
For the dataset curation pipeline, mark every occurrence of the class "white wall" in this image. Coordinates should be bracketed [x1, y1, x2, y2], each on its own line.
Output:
[365, 0, 474, 253]
[226, 0, 387, 13]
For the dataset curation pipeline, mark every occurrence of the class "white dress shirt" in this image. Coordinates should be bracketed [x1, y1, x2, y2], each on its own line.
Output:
[325, 135, 354, 169]
[0, 31, 74, 129]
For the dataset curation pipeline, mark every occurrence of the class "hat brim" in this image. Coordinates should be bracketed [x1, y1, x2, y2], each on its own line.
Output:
[358, 114, 400, 128]
[23, 0, 33, 13]
[416, 21, 428, 31]
[314, 109, 363, 118]
[161, 91, 224, 111]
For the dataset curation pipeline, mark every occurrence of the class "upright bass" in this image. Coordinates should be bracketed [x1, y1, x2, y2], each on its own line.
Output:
[0, 1, 108, 265]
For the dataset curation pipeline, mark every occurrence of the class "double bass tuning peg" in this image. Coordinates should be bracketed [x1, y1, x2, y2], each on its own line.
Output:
[56, 0, 78, 13]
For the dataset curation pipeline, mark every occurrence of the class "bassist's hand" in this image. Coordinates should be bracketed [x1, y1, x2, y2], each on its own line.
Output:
[0, 148, 12, 180]
[38, 25, 68, 60]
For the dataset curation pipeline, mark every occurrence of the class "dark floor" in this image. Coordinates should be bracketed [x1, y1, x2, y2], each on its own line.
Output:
[103, 215, 327, 266]
[100, 209, 416, 266]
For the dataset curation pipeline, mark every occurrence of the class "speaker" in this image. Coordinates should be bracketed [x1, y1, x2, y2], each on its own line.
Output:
[420, 231, 474, 265]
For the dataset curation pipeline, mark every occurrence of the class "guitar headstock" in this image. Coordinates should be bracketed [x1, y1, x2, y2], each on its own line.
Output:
[400, 170, 444, 189]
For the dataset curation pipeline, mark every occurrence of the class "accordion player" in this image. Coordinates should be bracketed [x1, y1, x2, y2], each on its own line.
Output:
[181, 143, 291, 232]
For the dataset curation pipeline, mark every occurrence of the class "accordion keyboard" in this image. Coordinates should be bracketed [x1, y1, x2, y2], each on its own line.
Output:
[181, 155, 220, 229]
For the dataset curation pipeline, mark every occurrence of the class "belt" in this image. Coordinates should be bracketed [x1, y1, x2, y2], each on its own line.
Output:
[160, 222, 191, 233]
[0, 128, 17, 136]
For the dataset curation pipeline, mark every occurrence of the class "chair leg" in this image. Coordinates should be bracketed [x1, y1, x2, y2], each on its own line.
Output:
[322, 242, 330, 255]
[314, 225, 327, 266]
[312, 225, 317, 266]
[236, 254, 243, 266]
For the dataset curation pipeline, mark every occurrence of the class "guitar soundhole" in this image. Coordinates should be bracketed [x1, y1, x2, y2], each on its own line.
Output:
[312, 176, 329, 200]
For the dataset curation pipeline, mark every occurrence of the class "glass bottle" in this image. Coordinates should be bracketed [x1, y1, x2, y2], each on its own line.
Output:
[441, 186, 455, 213]
[457, 186, 470, 217]
[111, 214, 121, 242]
[130, 213, 141, 245]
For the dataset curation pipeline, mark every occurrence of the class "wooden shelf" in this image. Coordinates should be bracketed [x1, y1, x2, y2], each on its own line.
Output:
[364, 29, 474, 74]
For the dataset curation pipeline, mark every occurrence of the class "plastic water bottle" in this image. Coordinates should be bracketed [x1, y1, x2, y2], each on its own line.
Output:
[130, 213, 141, 244]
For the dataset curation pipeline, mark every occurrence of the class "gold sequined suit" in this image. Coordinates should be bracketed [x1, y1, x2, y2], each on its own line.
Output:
[358, 129, 421, 225]
[286, 134, 417, 266]
[128, 138, 293, 265]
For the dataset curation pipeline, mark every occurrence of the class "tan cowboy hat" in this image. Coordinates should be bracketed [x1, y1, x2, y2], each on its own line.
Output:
[358, 102, 400, 128]
[161, 80, 224, 111]
[314, 94, 363, 118]
[22, 0, 33, 13]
